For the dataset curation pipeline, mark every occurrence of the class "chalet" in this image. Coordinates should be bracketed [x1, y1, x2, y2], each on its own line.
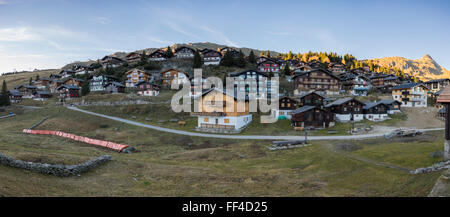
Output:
[383, 76, 402, 86]
[104, 82, 125, 94]
[325, 97, 365, 122]
[59, 69, 76, 78]
[89, 74, 119, 92]
[191, 88, 252, 133]
[257, 59, 280, 75]
[74, 65, 94, 76]
[392, 83, 428, 107]
[291, 106, 334, 129]
[33, 77, 52, 90]
[49, 80, 64, 93]
[295, 64, 313, 72]
[363, 102, 390, 121]
[218, 47, 232, 55]
[125, 68, 151, 88]
[271, 96, 298, 120]
[56, 85, 81, 99]
[49, 74, 62, 80]
[256, 56, 269, 64]
[351, 75, 372, 96]
[175, 46, 195, 59]
[160, 68, 189, 86]
[379, 100, 402, 114]
[100, 56, 125, 68]
[148, 50, 168, 61]
[424, 79, 450, 94]
[126, 52, 142, 64]
[63, 77, 84, 87]
[33, 91, 52, 101]
[328, 62, 347, 75]
[189, 76, 209, 97]
[293, 69, 340, 95]
[369, 74, 389, 87]
[281, 59, 299, 70]
[136, 82, 161, 96]
[297, 91, 326, 108]
[8, 90, 22, 103]
[202, 50, 222, 65]
[308, 60, 322, 69]
[228, 69, 277, 99]
[15, 85, 37, 98]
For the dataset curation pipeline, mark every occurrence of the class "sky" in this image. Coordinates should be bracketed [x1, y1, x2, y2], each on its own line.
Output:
[0, 0, 449, 73]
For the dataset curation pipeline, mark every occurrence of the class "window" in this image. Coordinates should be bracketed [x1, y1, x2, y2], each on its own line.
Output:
[204, 118, 209, 122]
[224, 118, 229, 123]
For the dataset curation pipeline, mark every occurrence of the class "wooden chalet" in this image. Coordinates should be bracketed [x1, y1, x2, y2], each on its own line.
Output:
[293, 68, 341, 95]
[325, 97, 365, 122]
[49, 79, 64, 93]
[379, 100, 402, 114]
[160, 68, 189, 86]
[89, 74, 119, 92]
[125, 68, 151, 88]
[33, 91, 52, 101]
[104, 82, 125, 93]
[101, 56, 125, 68]
[272, 96, 299, 120]
[126, 52, 142, 64]
[63, 77, 84, 87]
[424, 79, 450, 94]
[257, 59, 280, 75]
[191, 88, 252, 133]
[56, 85, 81, 99]
[291, 106, 334, 129]
[8, 90, 22, 103]
[59, 69, 76, 78]
[392, 83, 429, 107]
[363, 102, 390, 121]
[228, 69, 277, 100]
[297, 91, 326, 108]
[148, 50, 168, 61]
[136, 82, 161, 96]
[203, 50, 222, 65]
[369, 74, 389, 87]
[14, 85, 37, 98]
[175, 46, 195, 59]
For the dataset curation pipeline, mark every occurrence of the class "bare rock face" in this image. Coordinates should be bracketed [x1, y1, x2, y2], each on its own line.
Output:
[370, 54, 450, 81]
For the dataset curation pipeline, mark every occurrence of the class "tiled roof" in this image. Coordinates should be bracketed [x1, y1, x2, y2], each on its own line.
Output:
[291, 106, 316, 115]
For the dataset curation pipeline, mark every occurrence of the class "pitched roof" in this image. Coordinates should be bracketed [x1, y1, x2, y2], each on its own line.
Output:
[229, 69, 268, 77]
[424, 78, 450, 83]
[291, 106, 316, 115]
[35, 91, 51, 95]
[104, 82, 125, 88]
[363, 102, 388, 109]
[57, 85, 81, 90]
[324, 97, 359, 107]
[437, 85, 450, 103]
[378, 99, 401, 105]
[292, 68, 339, 80]
[297, 90, 326, 100]
[198, 88, 248, 101]
[391, 83, 427, 90]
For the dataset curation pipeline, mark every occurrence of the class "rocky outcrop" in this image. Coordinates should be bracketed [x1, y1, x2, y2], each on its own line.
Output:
[0, 154, 112, 177]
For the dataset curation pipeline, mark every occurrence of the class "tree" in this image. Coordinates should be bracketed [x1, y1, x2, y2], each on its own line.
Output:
[81, 79, 90, 96]
[265, 50, 270, 58]
[235, 50, 246, 67]
[193, 50, 203, 68]
[29, 77, 33, 85]
[287, 51, 293, 60]
[35, 74, 40, 81]
[260, 51, 264, 57]
[220, 51, 234, 67]
[165, 46, 174, 58]
[283, 64, 291, 76]
[248, 51, 256, 64]
[0, 80, 10, 106]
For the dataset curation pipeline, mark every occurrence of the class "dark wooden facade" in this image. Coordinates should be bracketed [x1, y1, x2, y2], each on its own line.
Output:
[293, 69, 340, 94]
[291, 106, 334, 128]
[325, 98, 364, 115]
[279, 96, 298, 110]
[298, 91, 325, 107]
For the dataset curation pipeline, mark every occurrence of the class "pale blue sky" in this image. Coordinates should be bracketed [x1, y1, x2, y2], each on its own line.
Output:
[0, 0, 449, 73]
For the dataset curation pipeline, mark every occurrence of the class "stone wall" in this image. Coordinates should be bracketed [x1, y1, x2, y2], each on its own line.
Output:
[0, 153, 112, 177]
[410, 160, 450, 174]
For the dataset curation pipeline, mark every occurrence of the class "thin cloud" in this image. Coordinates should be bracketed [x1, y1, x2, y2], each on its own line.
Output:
[200, 25, 238, 47]
[95, 17, 110, 25]
[0, 27, 39, 41]
[165, 20, 200, 39]
[147, 36, 172, 45]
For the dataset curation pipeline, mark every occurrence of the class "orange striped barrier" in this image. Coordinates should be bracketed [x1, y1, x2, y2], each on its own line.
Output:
[23, 129, 130, 153]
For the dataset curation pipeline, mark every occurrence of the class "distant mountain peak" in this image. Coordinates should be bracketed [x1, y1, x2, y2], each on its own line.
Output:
[420, 54, 433, 60]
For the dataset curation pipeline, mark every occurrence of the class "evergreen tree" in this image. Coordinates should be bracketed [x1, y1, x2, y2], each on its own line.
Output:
[36, 74, 40, 81]
[193, 50, 203, 68]
[165, 46, 174, 58]
[220, 51, 234, 67]
[235, 50, 246, 67]
[29, 77, 33, 85]
[81, 79, 90, 96]
[248, 51, 256, 64]
[0, 80, 10, 106]
[283, 64, 291, 76]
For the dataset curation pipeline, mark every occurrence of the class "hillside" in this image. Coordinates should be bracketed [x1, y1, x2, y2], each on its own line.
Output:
[369, 55, 450, 81]
[0, 69, 59, 89]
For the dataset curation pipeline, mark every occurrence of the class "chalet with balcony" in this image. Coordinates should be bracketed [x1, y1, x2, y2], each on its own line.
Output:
[160, 68, 189, 86]
[271, 96, 299, 120]
[14, 85, 37, 98]
[8, 90, 22, 103]
[33, 91, 52, 101]
[191, 88, 252, 133]
[148, 50, 168, 61]
[101, 56, 125, 68]
[228, 69, 277, 100]
[59, 69, 76, 78]
[175, 46, 195, 59]
[369, 74, 389, 87]
[351, 75, 372, 96]
[293, 69, 340, 95]
[392, 83, 429, 107]
[202, 50, 222, 65]
[74, 65, 94, 76]
[63, 77, 84, 87]
[363, 102, 390, 121]
[257, 59, 280, 75]
[125, 68, 151, 88]
[383, 76, 402, 86]
[325, 97, 365, 122]
[328, 62, 347, 75]
[89, 74, 119, 92]
[379, 100, 402, 114]
[297, 91, 326, 108]
[189, 76, 209, 97]
[136, 82, 161, 96]
[424, 79, 450, 94]
[49, 80, 64, 93]
[126, 52, 142, 64]
[103, 82, 125, 94]
[57, 85, 80, 99]
[291, 106, 334, 129]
